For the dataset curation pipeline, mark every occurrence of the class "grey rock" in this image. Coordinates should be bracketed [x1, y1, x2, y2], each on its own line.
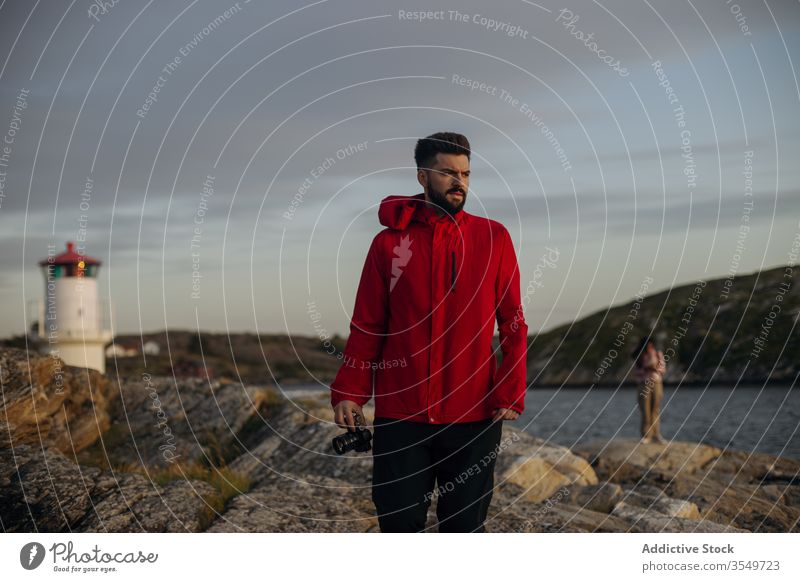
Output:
[653, 470, 800, 532]
[618, 489, 700, 519]
[0, 444, 215, 532]
[206, 473, 377, 533]
[612, 501, 746, 533]
[562, 482, 624, 513]
[495, 426, 598, 503]
[0, 347, 112, 453]
[760, 484, 800, 507]
[78, 375, 279, 468]
[575, 438, 722, 483]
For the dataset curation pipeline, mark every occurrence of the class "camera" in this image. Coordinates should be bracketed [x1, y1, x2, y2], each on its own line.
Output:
[331, 411, 372, 455]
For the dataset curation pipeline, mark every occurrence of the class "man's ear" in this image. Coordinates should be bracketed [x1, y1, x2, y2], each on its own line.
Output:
[416, 168, 427, 190]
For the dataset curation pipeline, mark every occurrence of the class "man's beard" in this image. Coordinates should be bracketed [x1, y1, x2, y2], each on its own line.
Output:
[427, 182, 466, 217]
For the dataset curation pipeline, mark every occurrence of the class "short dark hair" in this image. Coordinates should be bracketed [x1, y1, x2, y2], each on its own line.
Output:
[414, 131, 471, 169]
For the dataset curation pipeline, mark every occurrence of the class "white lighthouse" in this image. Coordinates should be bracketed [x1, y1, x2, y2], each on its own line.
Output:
[30, 241, 113, 373]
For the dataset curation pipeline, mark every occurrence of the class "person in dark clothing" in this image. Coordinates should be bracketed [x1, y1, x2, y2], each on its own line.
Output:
[330, 131, 528, 532]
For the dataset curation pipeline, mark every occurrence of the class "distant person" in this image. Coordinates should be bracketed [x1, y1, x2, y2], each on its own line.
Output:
[631, 337, 666, 444]
[329, 131, 528, 532]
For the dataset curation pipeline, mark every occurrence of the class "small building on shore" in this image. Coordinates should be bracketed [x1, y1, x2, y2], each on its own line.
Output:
[105, 341, 140, 358]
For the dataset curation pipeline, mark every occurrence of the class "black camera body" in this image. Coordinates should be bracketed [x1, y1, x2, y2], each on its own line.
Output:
[331, 412, 372, 455]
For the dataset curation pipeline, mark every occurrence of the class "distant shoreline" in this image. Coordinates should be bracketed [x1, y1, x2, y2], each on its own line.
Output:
[528, 381, 798, 389]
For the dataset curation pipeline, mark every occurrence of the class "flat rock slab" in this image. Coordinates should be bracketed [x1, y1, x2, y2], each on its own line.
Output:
[206, 473, 377, 533]
[575, 439, 722, 482]
[698, 449, 800, 484]
[519, 502, 636, 533]
[618, 488, 701, 519]
[561, 482, 625, 513]
[77, 376, 279, 468]
[496, 426, 598, 503]
[649, 470, 800, 533]
[0, 444, 215, 532]
[612, 502, 746, 533]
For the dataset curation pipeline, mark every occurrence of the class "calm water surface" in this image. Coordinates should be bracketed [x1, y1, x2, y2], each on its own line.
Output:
[519, 385, 799, 459]
[283, 384, 799, 458]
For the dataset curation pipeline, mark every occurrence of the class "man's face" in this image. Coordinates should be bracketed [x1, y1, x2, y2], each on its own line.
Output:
[418, 153, 470, 216]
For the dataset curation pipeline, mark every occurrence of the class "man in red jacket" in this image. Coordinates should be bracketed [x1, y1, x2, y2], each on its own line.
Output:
[330, 131, 528, 532]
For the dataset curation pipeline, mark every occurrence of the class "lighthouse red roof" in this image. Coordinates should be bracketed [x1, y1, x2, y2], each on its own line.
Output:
[39, 241, 101, 266]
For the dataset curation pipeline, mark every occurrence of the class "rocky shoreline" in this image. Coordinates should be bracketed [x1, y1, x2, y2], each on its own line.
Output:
[1, 347, 798, 533]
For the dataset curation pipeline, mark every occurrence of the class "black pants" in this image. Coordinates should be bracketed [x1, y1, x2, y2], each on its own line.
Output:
[371, 417, 503, 533]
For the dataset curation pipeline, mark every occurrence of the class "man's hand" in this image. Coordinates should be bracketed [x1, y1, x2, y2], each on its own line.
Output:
[492, 408, 519, 422]
[334, 400, 365, 432]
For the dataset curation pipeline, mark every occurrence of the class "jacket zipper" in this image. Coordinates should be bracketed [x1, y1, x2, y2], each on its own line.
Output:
[450, 250, 456, 293]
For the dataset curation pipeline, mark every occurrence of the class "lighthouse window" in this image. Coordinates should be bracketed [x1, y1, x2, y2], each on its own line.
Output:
[44, 262, 98, 277]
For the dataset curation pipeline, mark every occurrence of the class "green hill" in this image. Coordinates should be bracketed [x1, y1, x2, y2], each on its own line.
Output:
[526, 264, 798, 386]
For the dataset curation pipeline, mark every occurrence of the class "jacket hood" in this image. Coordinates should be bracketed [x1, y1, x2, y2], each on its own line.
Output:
[378, 193, 467, 230]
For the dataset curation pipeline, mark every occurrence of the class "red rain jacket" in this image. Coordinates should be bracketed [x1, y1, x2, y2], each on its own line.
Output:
[330, 192, 528, 423]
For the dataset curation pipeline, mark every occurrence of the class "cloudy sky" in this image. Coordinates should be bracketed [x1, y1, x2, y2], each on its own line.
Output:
[0, 0, 798, 339]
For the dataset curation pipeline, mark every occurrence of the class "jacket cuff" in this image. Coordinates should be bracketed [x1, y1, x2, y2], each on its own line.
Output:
[330, 386, 372, 408]
[488, 390, 526, 414]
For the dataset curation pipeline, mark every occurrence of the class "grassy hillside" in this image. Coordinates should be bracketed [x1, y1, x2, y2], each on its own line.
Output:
[526, 264, 798, 386]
